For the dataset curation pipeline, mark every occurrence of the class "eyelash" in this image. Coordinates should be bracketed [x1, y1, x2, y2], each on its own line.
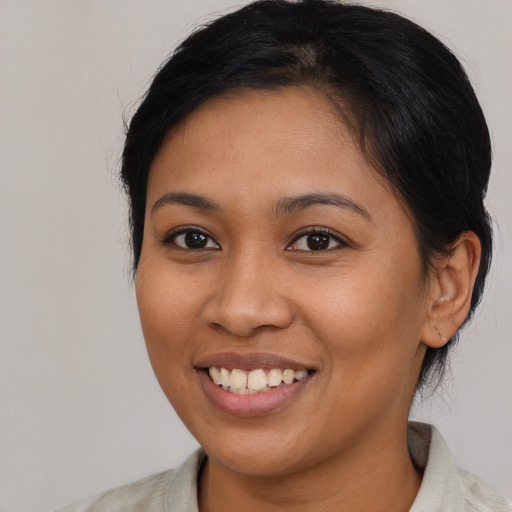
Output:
[160, 227, 220, 250]
[288, 227, 347, 252]
[160, 226, 347, 252]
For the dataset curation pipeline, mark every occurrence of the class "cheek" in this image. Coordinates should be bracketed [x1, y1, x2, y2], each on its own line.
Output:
[136, 259, 203, 366]
[301, 258, 426, 376]
[135, 260, 209, 420]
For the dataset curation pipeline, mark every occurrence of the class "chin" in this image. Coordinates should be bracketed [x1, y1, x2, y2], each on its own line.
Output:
[205, 439, 312, 478]
[187, 413, 331, 478]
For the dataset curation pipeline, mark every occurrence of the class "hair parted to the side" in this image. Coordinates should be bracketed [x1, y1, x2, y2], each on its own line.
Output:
[121, 0, 492, 391]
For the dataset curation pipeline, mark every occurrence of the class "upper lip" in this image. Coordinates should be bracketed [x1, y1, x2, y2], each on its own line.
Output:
[194, 352, 315, 371]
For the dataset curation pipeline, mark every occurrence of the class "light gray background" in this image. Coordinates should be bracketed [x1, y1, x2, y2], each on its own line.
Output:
[0, 1, 510, 511]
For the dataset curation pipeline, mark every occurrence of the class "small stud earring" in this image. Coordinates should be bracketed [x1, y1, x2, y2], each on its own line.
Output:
[435, 327, 447, 343]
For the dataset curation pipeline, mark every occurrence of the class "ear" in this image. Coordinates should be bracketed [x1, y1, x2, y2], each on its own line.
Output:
[421, 231, 482, 349]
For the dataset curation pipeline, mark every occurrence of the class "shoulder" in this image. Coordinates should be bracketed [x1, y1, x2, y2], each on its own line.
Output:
[55, 469, 173, 512]
[54, 449, 205, 512]
[408, 422, 512, 512]
[455, 467, 512, 512]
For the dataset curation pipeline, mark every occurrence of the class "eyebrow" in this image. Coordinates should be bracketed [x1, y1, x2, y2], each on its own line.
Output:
[151, 190, 370, 220]
[274, 192, 371, 220]
[151, 192, 221, 216]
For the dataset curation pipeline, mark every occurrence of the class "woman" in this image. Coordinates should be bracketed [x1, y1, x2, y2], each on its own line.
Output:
[58, 0, 510, 510]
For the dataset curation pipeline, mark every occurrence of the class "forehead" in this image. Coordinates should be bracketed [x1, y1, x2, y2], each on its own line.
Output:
[149, 87, 376, 193]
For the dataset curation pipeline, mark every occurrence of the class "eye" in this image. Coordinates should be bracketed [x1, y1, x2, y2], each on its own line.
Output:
[288, 229, 346, 252]
[163, 228, 220, 250]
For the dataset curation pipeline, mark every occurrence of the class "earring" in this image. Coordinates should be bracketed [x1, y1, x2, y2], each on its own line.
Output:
[435, 327, 447, 343]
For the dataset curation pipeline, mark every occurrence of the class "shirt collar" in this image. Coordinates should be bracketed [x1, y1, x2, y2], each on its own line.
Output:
[163, 422, 509, 512]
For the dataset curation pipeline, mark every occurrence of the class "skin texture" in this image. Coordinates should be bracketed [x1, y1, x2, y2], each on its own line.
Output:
[136, 87, 481, 512]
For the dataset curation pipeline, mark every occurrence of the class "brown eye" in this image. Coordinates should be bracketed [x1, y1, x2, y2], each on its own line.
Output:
[167, 229, 220, 250]
[288, 229, 346, 252]
[306, 233, 330, 250]
[184, 231, 208, 248]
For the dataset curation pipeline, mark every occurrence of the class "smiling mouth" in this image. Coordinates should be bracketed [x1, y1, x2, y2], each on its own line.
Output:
[207, 367, 313, 395]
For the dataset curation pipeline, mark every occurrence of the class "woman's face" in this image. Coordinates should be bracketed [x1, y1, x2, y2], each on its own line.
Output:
[136, 87, 432, 477]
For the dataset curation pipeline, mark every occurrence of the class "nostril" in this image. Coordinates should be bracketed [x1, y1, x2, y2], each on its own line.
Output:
[201, 294, 293, 337]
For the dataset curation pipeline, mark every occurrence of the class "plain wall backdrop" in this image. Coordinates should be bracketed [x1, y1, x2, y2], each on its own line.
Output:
[0, 1, 511, 510]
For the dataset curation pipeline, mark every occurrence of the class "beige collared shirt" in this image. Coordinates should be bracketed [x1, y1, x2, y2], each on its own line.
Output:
[56, 422, 511, 511]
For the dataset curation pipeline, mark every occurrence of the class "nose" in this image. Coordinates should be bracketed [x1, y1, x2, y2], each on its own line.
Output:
[201, 251, 294, 337]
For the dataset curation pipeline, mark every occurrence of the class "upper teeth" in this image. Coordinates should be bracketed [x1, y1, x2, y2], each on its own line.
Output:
[208, 367, 308, 393]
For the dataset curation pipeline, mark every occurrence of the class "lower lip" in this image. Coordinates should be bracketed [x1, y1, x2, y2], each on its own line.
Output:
[197, 370, 314, 417]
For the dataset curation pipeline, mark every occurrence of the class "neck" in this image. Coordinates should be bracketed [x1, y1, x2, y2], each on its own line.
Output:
[198, 421, 422, 512]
